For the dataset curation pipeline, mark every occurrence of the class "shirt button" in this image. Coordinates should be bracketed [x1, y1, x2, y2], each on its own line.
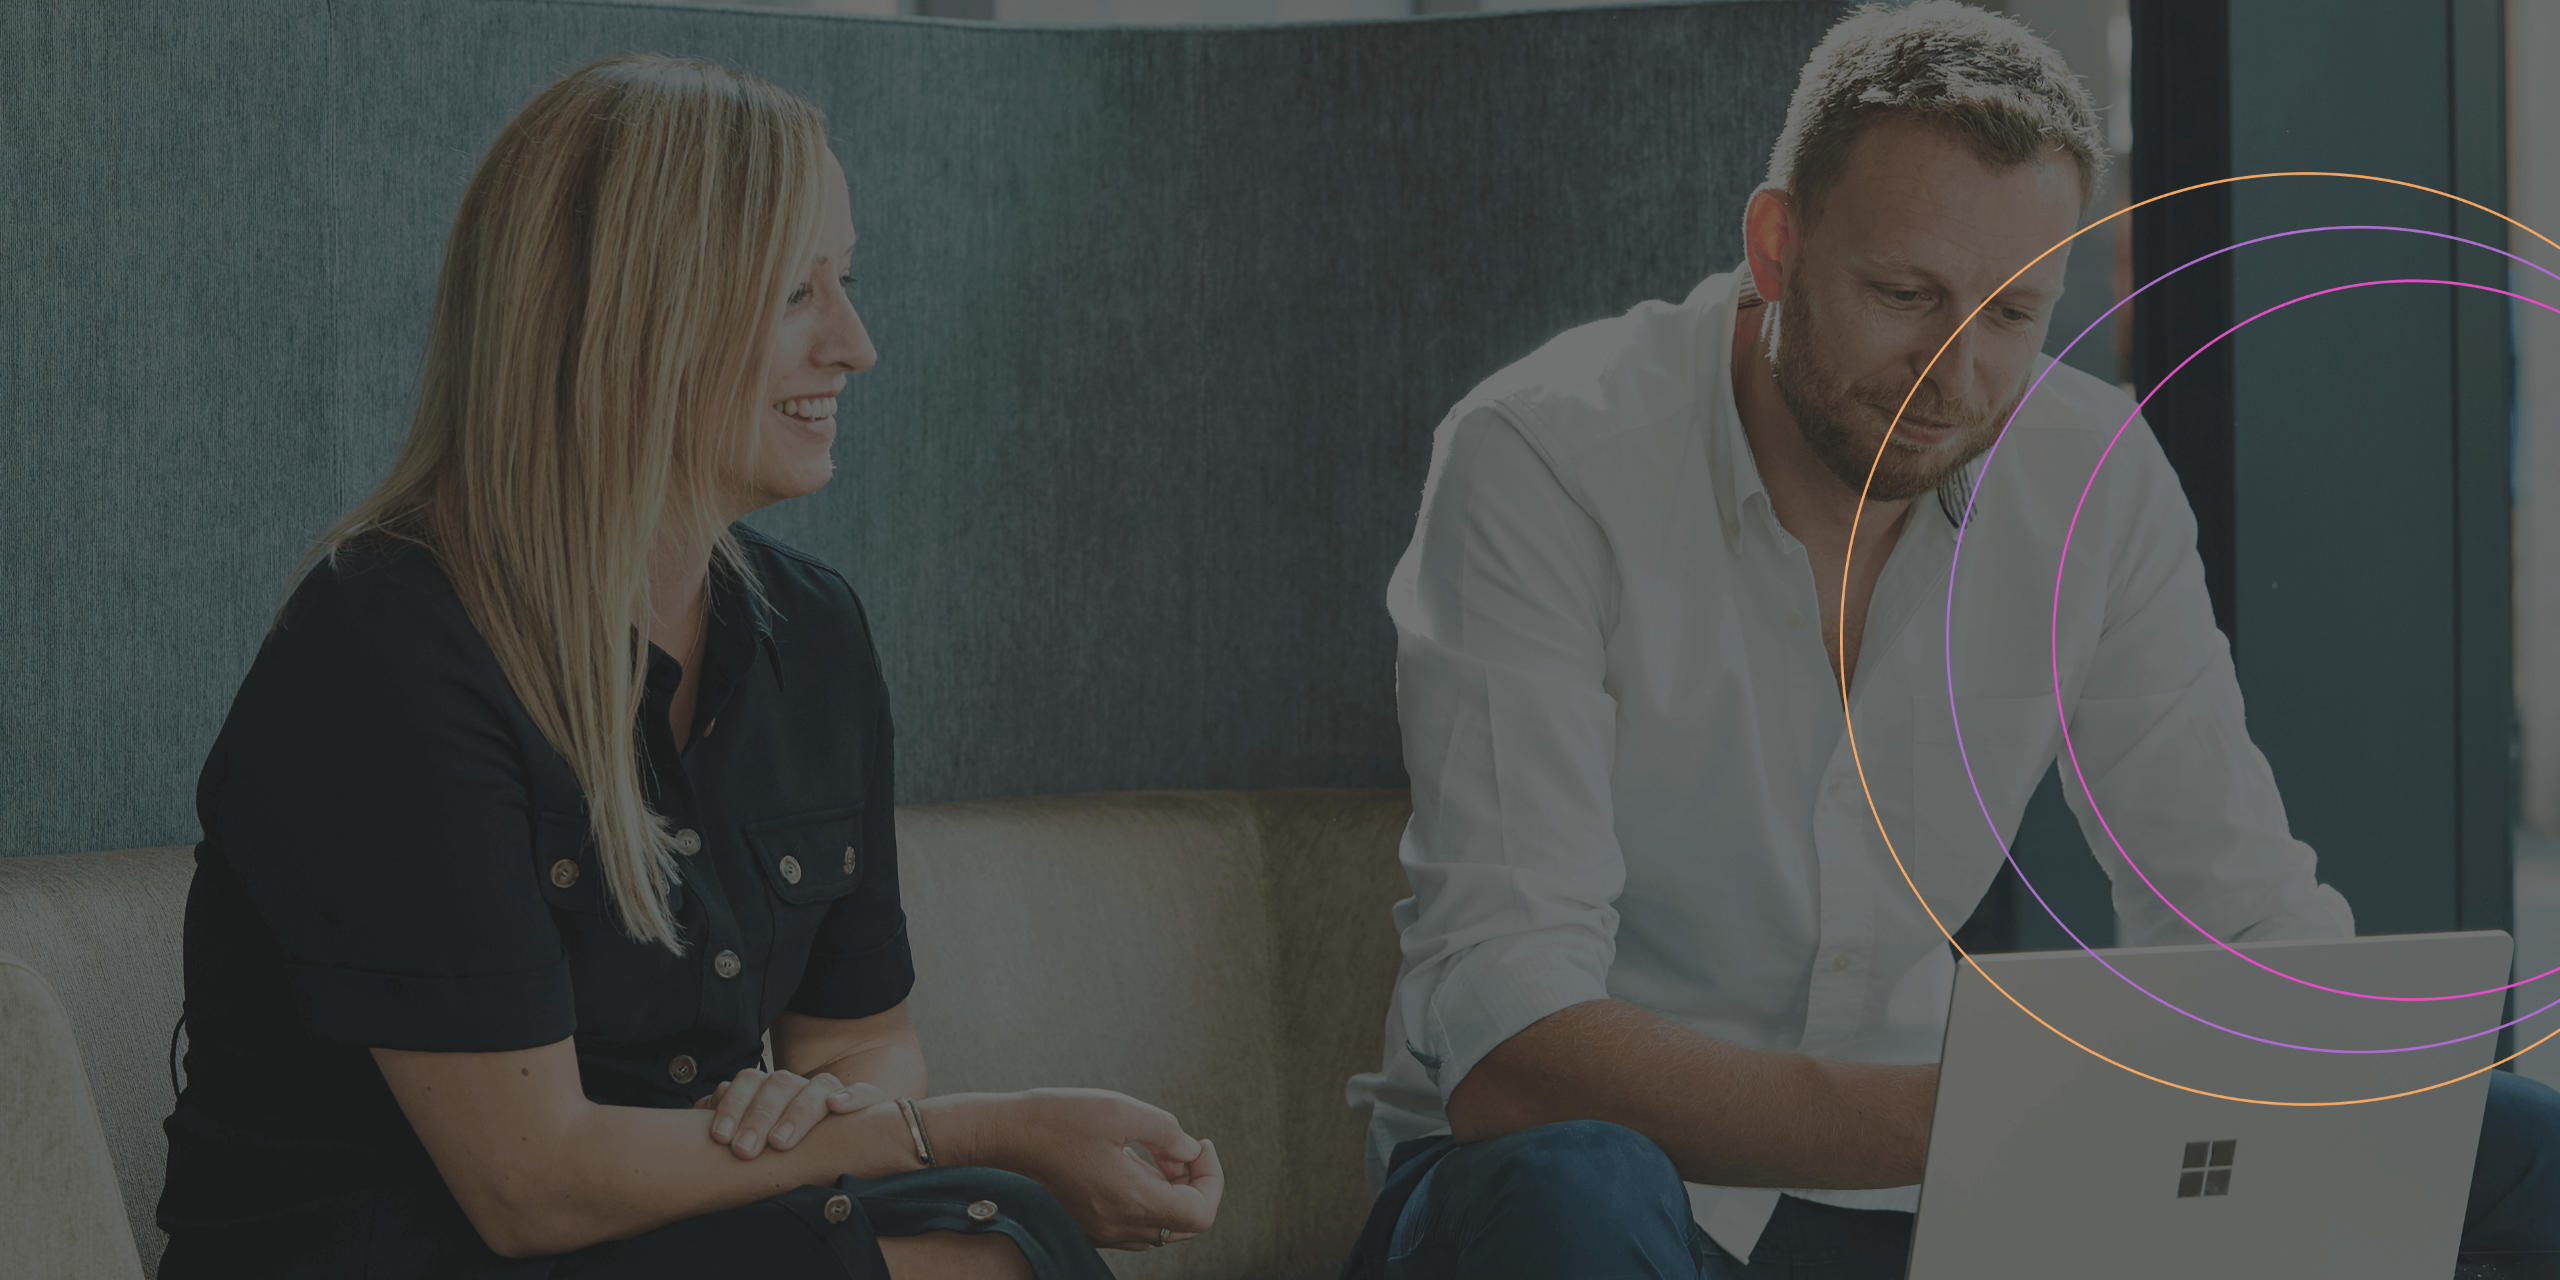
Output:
[1831, 953, 1854, 972]
[822, 1192, 854, 1224]
[965, 1199, 998, 1222]
[672, 828, 702, 856]
[842, 844, 858, 876]
[778, 855, 802, 885]
[548, 859, 580, 889]
[714, 949, 742, 980]
[667, 1054, 698, 1084]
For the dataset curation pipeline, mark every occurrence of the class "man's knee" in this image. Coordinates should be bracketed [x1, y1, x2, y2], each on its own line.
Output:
[2469, 1070, 2560, 1251]
[1451, 1119, 1690, 1235]
[1356, 1122, 1696, 1279]
[2480, 1070, 2560, 1176]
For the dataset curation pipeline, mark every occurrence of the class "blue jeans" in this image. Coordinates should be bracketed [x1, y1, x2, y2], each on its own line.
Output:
[1342, 1070, 2560, 1279]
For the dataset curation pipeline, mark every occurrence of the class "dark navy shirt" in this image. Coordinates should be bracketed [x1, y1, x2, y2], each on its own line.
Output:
[156, 524, 911, 1277]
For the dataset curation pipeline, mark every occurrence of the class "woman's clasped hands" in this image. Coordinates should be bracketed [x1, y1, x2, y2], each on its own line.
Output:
[693, 1066, 884, 1158]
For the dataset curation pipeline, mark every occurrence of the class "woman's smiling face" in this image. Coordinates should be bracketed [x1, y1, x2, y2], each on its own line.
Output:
[742, 144, 874, 513]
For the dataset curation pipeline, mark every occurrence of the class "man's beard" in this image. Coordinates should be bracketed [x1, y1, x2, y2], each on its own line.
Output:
[1764, 274, 2006, 504]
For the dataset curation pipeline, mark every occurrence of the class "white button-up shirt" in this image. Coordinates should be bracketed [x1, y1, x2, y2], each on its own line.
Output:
[1347, 266, 2354, 1261]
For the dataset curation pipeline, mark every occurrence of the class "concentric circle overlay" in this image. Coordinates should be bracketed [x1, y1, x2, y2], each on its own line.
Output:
[1839, 172, 2560, 1107]
[1953, 265, 2560, 1058]
[2044, 272, 2560, 1010]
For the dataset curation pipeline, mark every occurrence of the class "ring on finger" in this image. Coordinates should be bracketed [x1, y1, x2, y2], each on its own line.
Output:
[1156, 1226, 1170, 1247]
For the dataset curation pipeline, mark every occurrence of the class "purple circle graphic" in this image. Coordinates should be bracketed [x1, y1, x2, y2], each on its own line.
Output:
[1940, 225, 2560, 1055]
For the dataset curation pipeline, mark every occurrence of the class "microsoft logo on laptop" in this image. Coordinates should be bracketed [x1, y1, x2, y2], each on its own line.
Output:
[2177, 1140, 2237, 1197]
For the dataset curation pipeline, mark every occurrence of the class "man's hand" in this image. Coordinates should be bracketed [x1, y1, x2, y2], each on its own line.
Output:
[692, 1066, 888, 1159]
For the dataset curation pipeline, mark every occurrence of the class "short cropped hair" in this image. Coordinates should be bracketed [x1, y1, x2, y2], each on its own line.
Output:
[1767, 0, 2108, 225]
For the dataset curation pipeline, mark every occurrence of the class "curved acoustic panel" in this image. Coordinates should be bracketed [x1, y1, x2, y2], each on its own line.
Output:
[0, 0, 1841, 855]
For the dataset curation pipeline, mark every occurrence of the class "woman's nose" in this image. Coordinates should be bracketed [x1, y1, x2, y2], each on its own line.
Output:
[828, 300, 878, 373]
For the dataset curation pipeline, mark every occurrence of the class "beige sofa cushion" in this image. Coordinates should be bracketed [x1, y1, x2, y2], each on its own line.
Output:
[0, 788, 1411, 1279]
[898, 790, 1410, 1277]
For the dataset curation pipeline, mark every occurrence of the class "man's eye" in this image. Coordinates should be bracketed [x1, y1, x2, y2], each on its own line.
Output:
[1999, 307, 2035, 325]
[1883, 288, 1924, 305]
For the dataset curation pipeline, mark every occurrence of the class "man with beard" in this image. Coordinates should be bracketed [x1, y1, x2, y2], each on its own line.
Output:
[1338, 3, 2560, 1277]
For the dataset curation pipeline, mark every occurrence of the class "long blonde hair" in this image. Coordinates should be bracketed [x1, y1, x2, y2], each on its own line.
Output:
[280, 54, 831, 952]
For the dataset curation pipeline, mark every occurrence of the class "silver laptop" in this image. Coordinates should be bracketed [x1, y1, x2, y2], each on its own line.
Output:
[1906, 931, 2512, 1279]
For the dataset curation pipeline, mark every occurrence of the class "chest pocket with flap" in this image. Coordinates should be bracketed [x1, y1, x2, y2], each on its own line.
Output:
[742, 803, 868, 907]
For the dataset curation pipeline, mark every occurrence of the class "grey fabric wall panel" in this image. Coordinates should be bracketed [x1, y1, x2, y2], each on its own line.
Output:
[2, 4, 340, 861]
[3, 0, 1842, 858]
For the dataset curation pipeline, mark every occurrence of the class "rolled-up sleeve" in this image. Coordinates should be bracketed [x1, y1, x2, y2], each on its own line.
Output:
[1387, 404, 1627, 1101]
[2058, 415, 2355, 945]
[211, 567, 576, 1052]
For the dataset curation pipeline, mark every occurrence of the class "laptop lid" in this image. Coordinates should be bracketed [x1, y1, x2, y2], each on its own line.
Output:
[1905, 931, 2512, 1279]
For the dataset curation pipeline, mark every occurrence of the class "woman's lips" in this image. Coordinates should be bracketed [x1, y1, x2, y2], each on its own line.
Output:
[774, 403, 836, 440]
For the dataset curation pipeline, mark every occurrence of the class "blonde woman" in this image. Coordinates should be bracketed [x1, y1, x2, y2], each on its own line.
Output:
[154, 54, 1223, 1280]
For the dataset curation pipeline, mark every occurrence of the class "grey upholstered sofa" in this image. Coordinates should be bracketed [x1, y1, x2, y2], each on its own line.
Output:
[0, 788, 1413, 1279]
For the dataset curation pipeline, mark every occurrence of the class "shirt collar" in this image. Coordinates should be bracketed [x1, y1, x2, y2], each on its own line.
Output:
[716, 559, 787, 693]
[641, 560, 787, 698]
[1700, 263, 1771, 543]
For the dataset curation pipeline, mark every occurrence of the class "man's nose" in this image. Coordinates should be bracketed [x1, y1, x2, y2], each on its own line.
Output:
[1911, 318, 1981, 407]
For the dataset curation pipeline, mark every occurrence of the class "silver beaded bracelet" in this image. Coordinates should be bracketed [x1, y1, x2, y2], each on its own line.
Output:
[895, 1097, 936, 1168]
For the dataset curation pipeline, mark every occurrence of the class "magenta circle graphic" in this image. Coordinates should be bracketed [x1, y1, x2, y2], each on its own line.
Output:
[1938, 224, 2560, 1055]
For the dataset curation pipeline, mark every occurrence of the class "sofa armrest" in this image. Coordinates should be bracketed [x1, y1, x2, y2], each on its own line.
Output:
[0, 951, 146, 1279]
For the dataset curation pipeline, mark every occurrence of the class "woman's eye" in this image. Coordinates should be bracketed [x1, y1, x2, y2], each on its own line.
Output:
[784, 274, 856, 308]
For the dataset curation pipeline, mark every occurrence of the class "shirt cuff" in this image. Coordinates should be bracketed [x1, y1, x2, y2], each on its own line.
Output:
[285, 958, 576, 1051]
[1413, 929, 1614, 1102]
[788, 923, 917, 1020]
[2229, 882, 2357, 943]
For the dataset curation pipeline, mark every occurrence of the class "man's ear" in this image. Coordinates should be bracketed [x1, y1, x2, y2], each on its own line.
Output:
[1741, 187, 1799, 305]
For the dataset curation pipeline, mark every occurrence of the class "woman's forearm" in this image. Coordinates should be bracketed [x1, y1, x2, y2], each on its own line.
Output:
[503, 1092, 990, 1258]
[810, 1037, 928, 1101]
